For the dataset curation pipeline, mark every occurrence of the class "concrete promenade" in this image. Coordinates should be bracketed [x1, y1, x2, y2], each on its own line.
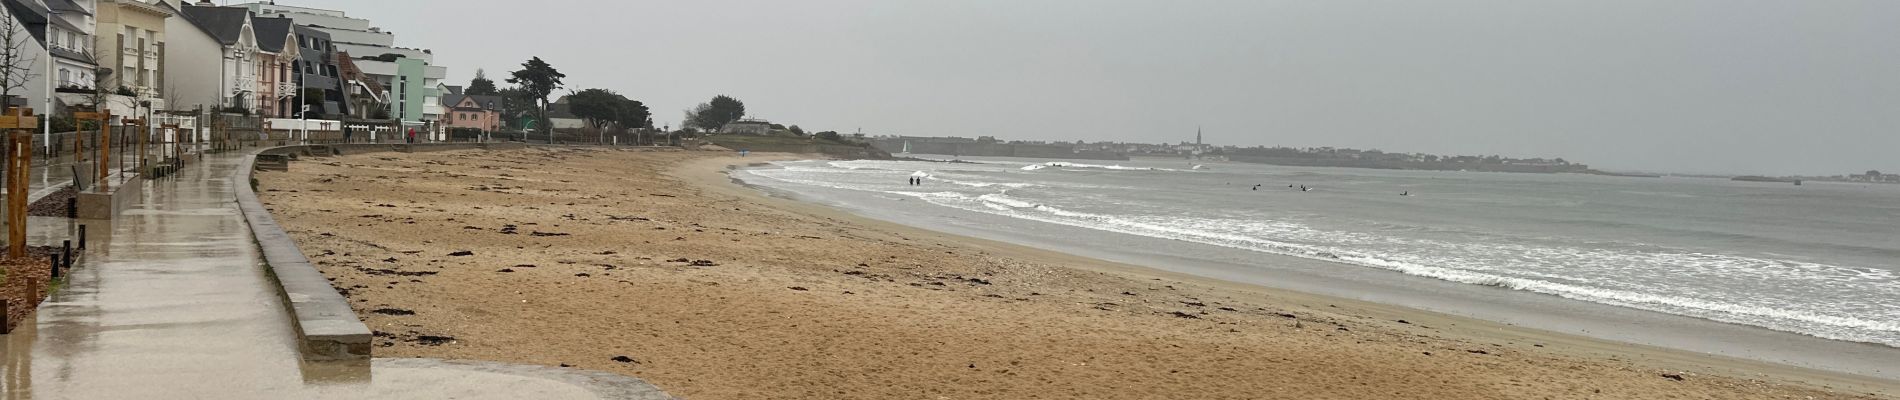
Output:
[0, 147, 674, 399]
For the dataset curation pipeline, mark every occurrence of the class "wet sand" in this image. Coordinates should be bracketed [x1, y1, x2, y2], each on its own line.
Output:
[256, 147, 1894, 399]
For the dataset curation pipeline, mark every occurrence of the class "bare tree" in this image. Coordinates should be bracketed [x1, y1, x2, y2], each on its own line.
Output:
[0, 6, 41, 113]
[87, 68, 113, 112]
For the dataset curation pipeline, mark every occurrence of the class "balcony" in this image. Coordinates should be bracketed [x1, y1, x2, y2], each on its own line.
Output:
[234, 77, 257, 93]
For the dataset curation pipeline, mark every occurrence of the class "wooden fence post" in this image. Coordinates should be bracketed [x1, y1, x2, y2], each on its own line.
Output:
[1, 108, 36, 259]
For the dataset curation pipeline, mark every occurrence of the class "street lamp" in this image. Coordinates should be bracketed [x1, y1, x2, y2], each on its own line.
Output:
[42, 9, 58, 156]
[300, 103, 310, 144]
[296, 58, 306, 144]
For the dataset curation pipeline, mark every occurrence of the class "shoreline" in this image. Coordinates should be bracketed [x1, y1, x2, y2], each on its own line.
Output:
[692, 155, 1900, 397]
[255, 147, 1895, 399]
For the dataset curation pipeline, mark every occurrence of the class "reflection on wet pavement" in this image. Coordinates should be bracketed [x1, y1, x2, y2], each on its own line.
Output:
[1, 150, 672, 399]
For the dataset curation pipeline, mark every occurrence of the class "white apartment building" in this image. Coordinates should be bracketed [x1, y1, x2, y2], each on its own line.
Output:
[0, 0, 101, 113]
[44, 0, 97, 90]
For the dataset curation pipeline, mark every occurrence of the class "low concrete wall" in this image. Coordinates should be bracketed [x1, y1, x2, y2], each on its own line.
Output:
[258, 142, 524, 158]
[234, 149, 373, 360]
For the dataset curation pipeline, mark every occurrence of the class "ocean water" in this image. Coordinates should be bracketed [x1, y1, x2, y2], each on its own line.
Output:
[736, 157, 1900, 350]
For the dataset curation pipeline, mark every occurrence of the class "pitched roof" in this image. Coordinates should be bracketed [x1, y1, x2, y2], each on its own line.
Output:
[444, 95, 501, 111]
[48, 13, 80, 31]
[293, 24, 330, 40]
[469, 95, 502, 110]
[0, 0, 48, 44]
[46, 0, 88, 15]
[180, 4, 251, 45]
[442, 94, 467, 109]
[253, 16, 294, 53]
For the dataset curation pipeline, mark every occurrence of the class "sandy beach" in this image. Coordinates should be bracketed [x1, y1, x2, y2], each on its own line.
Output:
[254, 147, 1893, 399]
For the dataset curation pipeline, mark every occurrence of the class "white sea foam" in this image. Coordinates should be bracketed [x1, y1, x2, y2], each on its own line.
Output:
[930, 176, 1039, 189]
[1039, 161, 1184, 172]
[900, 192, 1900, 345]
[739, 159, 1900, 346]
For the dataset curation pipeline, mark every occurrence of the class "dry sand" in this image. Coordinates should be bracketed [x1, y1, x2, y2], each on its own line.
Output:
[256, 147, 1894, 399]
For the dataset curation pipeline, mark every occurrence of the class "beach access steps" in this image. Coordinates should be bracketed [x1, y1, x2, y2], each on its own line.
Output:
[254, 154, 292, 171]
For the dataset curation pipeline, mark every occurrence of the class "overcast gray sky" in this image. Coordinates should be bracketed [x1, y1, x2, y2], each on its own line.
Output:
[300, 0, 1896, 175]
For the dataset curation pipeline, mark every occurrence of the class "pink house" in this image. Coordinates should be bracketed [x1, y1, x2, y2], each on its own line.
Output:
[441, 87, 502, 132]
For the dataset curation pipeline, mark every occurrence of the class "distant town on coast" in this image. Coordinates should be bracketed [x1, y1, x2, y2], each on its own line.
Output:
[866, 134, 1896, 183]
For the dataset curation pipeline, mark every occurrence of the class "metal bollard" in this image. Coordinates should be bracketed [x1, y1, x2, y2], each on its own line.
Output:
[67, 197, 77, 218]
[78, 225, 86, 249]
[50, 253, 61, 279]
[62, 240, 72, 269]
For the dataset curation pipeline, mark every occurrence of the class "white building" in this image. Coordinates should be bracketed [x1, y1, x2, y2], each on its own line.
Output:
[236, 1, 442, 126]
[43, 0, 97, 91]
[176, 2, 257, 112]
[155, 0, 220, 111]
[0, 0, 100, 114]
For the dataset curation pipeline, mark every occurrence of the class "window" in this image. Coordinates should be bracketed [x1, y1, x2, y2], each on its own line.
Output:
[58, 69, 70, 86]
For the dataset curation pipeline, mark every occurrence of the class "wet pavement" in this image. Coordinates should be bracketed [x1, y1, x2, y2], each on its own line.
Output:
[0, 150, 673, 399]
